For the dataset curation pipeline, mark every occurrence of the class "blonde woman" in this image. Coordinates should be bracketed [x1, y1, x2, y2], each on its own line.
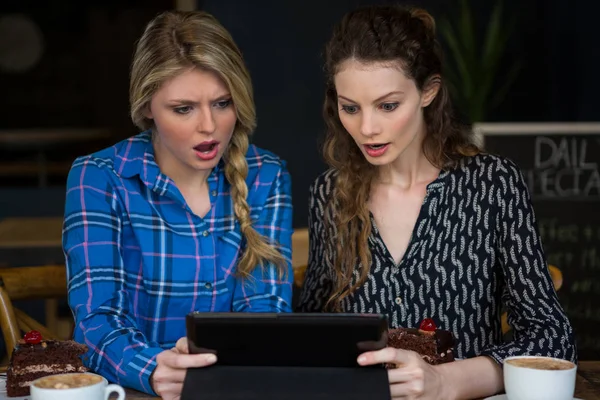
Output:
[63, 11, 293, 399]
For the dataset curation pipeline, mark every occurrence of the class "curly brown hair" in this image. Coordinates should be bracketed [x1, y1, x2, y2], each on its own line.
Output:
[322, 5, 480, 310]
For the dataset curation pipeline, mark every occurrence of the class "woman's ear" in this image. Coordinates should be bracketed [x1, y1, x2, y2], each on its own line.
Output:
[421, 74, 441, 107]
[143, 103, 153, 120]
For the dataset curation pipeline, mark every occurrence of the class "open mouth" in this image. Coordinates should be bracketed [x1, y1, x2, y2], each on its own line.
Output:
[366, 144, 388, 150]
[363, 143, 390, 157]
[194, 142, 218, 153]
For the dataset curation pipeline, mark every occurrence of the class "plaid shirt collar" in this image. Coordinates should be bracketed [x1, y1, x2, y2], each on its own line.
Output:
[114, 130, 226, 192]
[113, 131, 239, 234]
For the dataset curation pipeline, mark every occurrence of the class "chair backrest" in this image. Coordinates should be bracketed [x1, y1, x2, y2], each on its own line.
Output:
[548, 265, 563, 291]
[0, 265, 67, 358]
[291, 228, 309, 287]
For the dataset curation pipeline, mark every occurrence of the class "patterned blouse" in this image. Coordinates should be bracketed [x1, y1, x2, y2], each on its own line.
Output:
[297, 154, 577, 364]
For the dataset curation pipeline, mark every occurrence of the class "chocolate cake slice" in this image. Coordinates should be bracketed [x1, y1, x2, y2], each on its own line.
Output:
[6, 331, 88, 397]
[387, 318, 455, 366]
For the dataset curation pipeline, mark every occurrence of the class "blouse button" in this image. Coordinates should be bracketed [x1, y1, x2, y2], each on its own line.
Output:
[202, 230, 209, 237]
[395, 297, 402, 305]
[211, 190, 217, 197]
[205, 282, 212, 289]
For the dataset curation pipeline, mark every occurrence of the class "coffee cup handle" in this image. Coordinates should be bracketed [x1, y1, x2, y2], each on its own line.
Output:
[104, 384, 126, 400]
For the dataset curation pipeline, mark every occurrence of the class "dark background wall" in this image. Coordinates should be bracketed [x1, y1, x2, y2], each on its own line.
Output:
[198, 0, 600, 227]
[1, 0, 599, 227]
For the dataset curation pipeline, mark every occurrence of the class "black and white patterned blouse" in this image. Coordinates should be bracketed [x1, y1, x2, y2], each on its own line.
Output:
[297, 154, 577, 364]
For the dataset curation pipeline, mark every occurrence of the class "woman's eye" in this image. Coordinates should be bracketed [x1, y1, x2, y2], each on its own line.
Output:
[215, 99, 232, 109]
[341, 105, 358, 114]
[380, 102, 399, 112]
[174, 106, 192, 114]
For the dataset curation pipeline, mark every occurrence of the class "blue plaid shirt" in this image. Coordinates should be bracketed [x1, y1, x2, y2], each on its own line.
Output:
[63, 131, 293, 394]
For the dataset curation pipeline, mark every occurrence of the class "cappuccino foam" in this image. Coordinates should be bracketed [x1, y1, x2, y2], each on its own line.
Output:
[34, 373, 102, 389]
[506, 357, 574, 371]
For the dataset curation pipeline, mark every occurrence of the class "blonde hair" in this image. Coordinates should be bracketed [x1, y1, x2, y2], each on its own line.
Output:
[130, 11, 287, 278]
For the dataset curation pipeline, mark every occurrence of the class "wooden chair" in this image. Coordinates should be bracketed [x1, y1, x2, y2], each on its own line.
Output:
[0, 265, 67, 360]
[291, 228, 309, 287]
[501, 264, 563, 334]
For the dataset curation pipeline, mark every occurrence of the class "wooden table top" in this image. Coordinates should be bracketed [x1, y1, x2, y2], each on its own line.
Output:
[124, 388, 158, 399]
[576, 361, 600, 399]
[0, 217, 62, 249]
[118, 361, 600, 399]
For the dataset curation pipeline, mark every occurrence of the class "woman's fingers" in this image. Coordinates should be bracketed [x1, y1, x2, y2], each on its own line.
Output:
[175, 337, 189, 354]
[358, 347, 412, 366]
[388, 365, 425, 384]
[154, 350, 217, 382]
[152, 382, 184, 400]
[166, 352, 217, 369]
[152, 343, 218, 400]
[389, 381, 425, 398]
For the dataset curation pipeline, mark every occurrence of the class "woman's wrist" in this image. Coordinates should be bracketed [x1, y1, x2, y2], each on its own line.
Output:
[435, 357, 504, 400]
[434, 363, 459, 400]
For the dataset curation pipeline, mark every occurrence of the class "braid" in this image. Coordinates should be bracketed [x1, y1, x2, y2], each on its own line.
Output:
[224, 132, 288, 279]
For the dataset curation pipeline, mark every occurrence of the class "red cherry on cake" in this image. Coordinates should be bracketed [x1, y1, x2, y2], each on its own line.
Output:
[419, 318, 437, 332]
[24, 330, 42, 344]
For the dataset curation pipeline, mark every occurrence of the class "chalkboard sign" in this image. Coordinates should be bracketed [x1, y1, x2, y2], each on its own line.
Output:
[475, 123, 600, 360]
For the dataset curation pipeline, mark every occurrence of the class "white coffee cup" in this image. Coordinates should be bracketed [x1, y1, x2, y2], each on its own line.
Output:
[503, 355, 576, 400]
[30, 372, 125, 400]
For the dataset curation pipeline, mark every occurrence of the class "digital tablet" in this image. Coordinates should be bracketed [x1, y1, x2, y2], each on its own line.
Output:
[186, 312, 388, 368]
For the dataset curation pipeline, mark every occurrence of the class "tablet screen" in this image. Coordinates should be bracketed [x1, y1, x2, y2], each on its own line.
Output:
[186, 312, 388, 368]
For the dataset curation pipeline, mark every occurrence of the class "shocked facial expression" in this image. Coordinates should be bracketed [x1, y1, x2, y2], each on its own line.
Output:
[334, 60, 438, 166]
[146, 67, 237, 177]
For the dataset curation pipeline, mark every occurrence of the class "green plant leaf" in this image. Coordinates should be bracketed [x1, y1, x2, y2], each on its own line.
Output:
[443, 63, 466, 112]
[458, 0, 477, 70]
[489, 61, 522, 111]
[439, 0, 520, 121]
[469, 100, 486, 123]
[438, 17, 473, 99]
[482, 0, 503, 67]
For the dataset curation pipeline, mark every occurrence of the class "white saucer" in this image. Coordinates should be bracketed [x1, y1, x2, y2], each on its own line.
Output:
[484, 395, 581, 400]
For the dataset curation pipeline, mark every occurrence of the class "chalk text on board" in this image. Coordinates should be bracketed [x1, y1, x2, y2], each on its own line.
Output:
[527, 136, 600, 198]
[538, 218, 600, 271]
